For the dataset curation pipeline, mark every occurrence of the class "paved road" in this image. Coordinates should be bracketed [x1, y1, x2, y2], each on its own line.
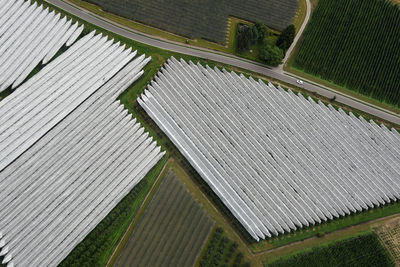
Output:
[47, 0, 400, 125]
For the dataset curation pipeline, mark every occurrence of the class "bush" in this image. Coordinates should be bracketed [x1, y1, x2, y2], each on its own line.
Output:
[237, 24, 259, 52]
[255, 21, 270, 41]
[276, 24, 295, 51]
[259, 44, 284, 66]
[316, 232, 325, 237]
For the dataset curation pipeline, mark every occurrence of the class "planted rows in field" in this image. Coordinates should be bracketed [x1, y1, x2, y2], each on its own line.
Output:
[294, 0, 400, 107]
[139, 57, 400, 241]
[85, 0, 297, 44]
[0, 30, 165, 266]
[268, 233, 393, 267]
[115, 169, 214, 267]
[0, 0, 84, 92]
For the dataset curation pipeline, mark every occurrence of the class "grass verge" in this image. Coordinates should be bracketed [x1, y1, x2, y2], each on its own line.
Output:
[264, 231, 394, 267]
[285, 63, 400, 115]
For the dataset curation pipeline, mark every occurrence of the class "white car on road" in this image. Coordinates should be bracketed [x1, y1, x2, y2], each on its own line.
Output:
[296, 79, 304, 85]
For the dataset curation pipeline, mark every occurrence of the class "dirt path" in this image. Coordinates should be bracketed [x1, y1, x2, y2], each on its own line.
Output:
[279, 0, 311, 69]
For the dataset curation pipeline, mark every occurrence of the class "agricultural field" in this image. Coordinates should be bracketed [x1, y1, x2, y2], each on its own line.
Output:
[266, 232, 394, 267]
[199, 227, 249, 267]
[376, 217, 400, 265]
[114, 169, 214, 267]
[139, 57, 400, 241]
[293, 0, 400, 107]
[84, 0, 297, 44]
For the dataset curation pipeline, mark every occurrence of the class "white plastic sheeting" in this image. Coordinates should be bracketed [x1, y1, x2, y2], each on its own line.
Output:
[0, 34, 164, 266]
[0, 31, 138, 172]
[0, 0, 84, 92]
[139, 57, 400, 241]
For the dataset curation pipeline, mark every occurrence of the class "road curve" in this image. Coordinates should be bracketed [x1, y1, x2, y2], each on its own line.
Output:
[47, 0, 400, 125]
[281, 0, 311, 66]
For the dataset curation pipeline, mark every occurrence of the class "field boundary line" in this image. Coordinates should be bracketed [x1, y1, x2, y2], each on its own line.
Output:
[105, 158, 171, 267]
[256, 213, 400, 262]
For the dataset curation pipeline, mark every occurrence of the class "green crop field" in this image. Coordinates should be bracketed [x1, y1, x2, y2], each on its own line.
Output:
[266, 232, 394, 267]
[84, 0, 297, 44]
[199, 227, 249, 267]
[293, 0, 400, 107]
[114, 169, 214, 267]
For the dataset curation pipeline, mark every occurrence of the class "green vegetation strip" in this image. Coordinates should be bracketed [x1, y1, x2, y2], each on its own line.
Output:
[265, 232, 394, 267]
[253, 201, 400, 252]
[293, 0, 400, 107]
[114, 169, 214, 267]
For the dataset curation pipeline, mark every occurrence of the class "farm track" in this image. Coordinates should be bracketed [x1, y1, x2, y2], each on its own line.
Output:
[46, 0, 400, 125]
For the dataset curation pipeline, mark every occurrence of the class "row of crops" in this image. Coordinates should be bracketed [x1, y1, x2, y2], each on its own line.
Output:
[200, 227, 249, 267]
[293, 0, 400, 107]
[267, 233, 394, 267]
[0, 1, 165, 266]
[59, 178, 147, 267]
[85, 0, 297, 44]
[0, 0, 83, 92]
[139, 57, 400, 241]
[115, 170, 214, 267]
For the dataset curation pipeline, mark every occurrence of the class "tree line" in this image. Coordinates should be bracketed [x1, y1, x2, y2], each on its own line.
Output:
[237, 21, 295, 66]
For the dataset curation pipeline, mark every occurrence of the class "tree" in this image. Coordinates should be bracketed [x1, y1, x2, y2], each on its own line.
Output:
[259, 44, 284, 66]
[236, 24, 259, 52]
[276, 24, 296, 51]
[255, 21, 269, 41]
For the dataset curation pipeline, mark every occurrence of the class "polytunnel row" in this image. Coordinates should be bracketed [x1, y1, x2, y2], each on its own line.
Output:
[0, 29, 165, 267]
[0, 0, 84, 92]
[139, 57, 400, 241]
[0, 30, 139, 172]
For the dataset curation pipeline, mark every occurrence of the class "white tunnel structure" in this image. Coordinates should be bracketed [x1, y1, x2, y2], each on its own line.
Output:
[0, 31, 164, 266]
[139, 57, 400, 241]
[0, 0, 84, 92]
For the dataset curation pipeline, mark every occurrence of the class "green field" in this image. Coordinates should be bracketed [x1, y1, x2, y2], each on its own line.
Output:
[266, 232, 394, 267]
[84, 0, 297, 44]
[114, 169, 214, 267]
[199, 227, 249, 267]
[293, 0, 400, 107]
